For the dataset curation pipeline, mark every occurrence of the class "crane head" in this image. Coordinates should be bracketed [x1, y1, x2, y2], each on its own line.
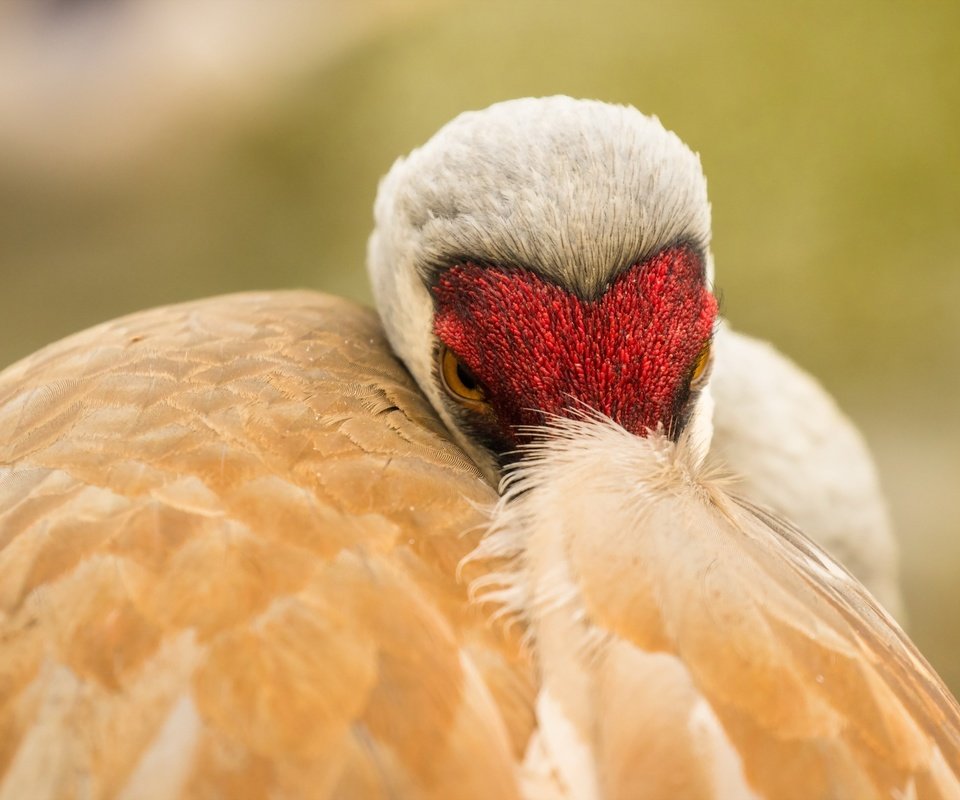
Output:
[369, 96, 717, 479]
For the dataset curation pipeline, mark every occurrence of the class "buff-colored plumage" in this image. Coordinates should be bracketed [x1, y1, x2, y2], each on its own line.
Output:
[477, 418, 960, 799]
[1, 97, 957, 799]
[0, 292, 533, 799]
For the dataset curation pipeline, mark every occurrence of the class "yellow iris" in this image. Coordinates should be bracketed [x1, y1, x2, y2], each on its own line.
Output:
[440, 346, 487, 408]
[691, 342, 712, 383]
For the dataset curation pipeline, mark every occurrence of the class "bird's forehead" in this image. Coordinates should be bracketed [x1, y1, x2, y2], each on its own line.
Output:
[387, 97, 713, 298]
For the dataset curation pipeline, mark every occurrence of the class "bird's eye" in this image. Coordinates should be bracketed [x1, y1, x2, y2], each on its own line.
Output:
[691, 342, 712, 385]
[440, 346, 488, 408]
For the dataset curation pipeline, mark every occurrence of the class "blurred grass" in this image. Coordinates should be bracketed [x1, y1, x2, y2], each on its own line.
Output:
[0, 0, 958, 688]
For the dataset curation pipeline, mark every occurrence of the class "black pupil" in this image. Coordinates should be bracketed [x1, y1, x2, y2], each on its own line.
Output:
[456, 362, 479, 391]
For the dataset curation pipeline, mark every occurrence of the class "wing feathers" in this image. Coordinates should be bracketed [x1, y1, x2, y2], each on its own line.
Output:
[0, 291, 528, 798]
[478, 416, 960, 799]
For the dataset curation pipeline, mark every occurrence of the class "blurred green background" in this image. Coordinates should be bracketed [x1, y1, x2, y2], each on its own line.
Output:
[1, 1, 958, 687]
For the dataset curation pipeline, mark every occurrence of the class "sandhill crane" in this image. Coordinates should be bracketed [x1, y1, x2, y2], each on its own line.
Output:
[0, 96, 952, 799]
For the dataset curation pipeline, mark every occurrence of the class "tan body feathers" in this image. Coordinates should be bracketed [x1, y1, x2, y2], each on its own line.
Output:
[0, 292, 532, 799]
[1, 97, 955, 798]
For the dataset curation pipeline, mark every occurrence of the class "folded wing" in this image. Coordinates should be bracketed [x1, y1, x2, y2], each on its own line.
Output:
[0, 291, 533, 799]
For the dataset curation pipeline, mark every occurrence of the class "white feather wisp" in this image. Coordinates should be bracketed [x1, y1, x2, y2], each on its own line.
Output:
[464, 415, 960, 800]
